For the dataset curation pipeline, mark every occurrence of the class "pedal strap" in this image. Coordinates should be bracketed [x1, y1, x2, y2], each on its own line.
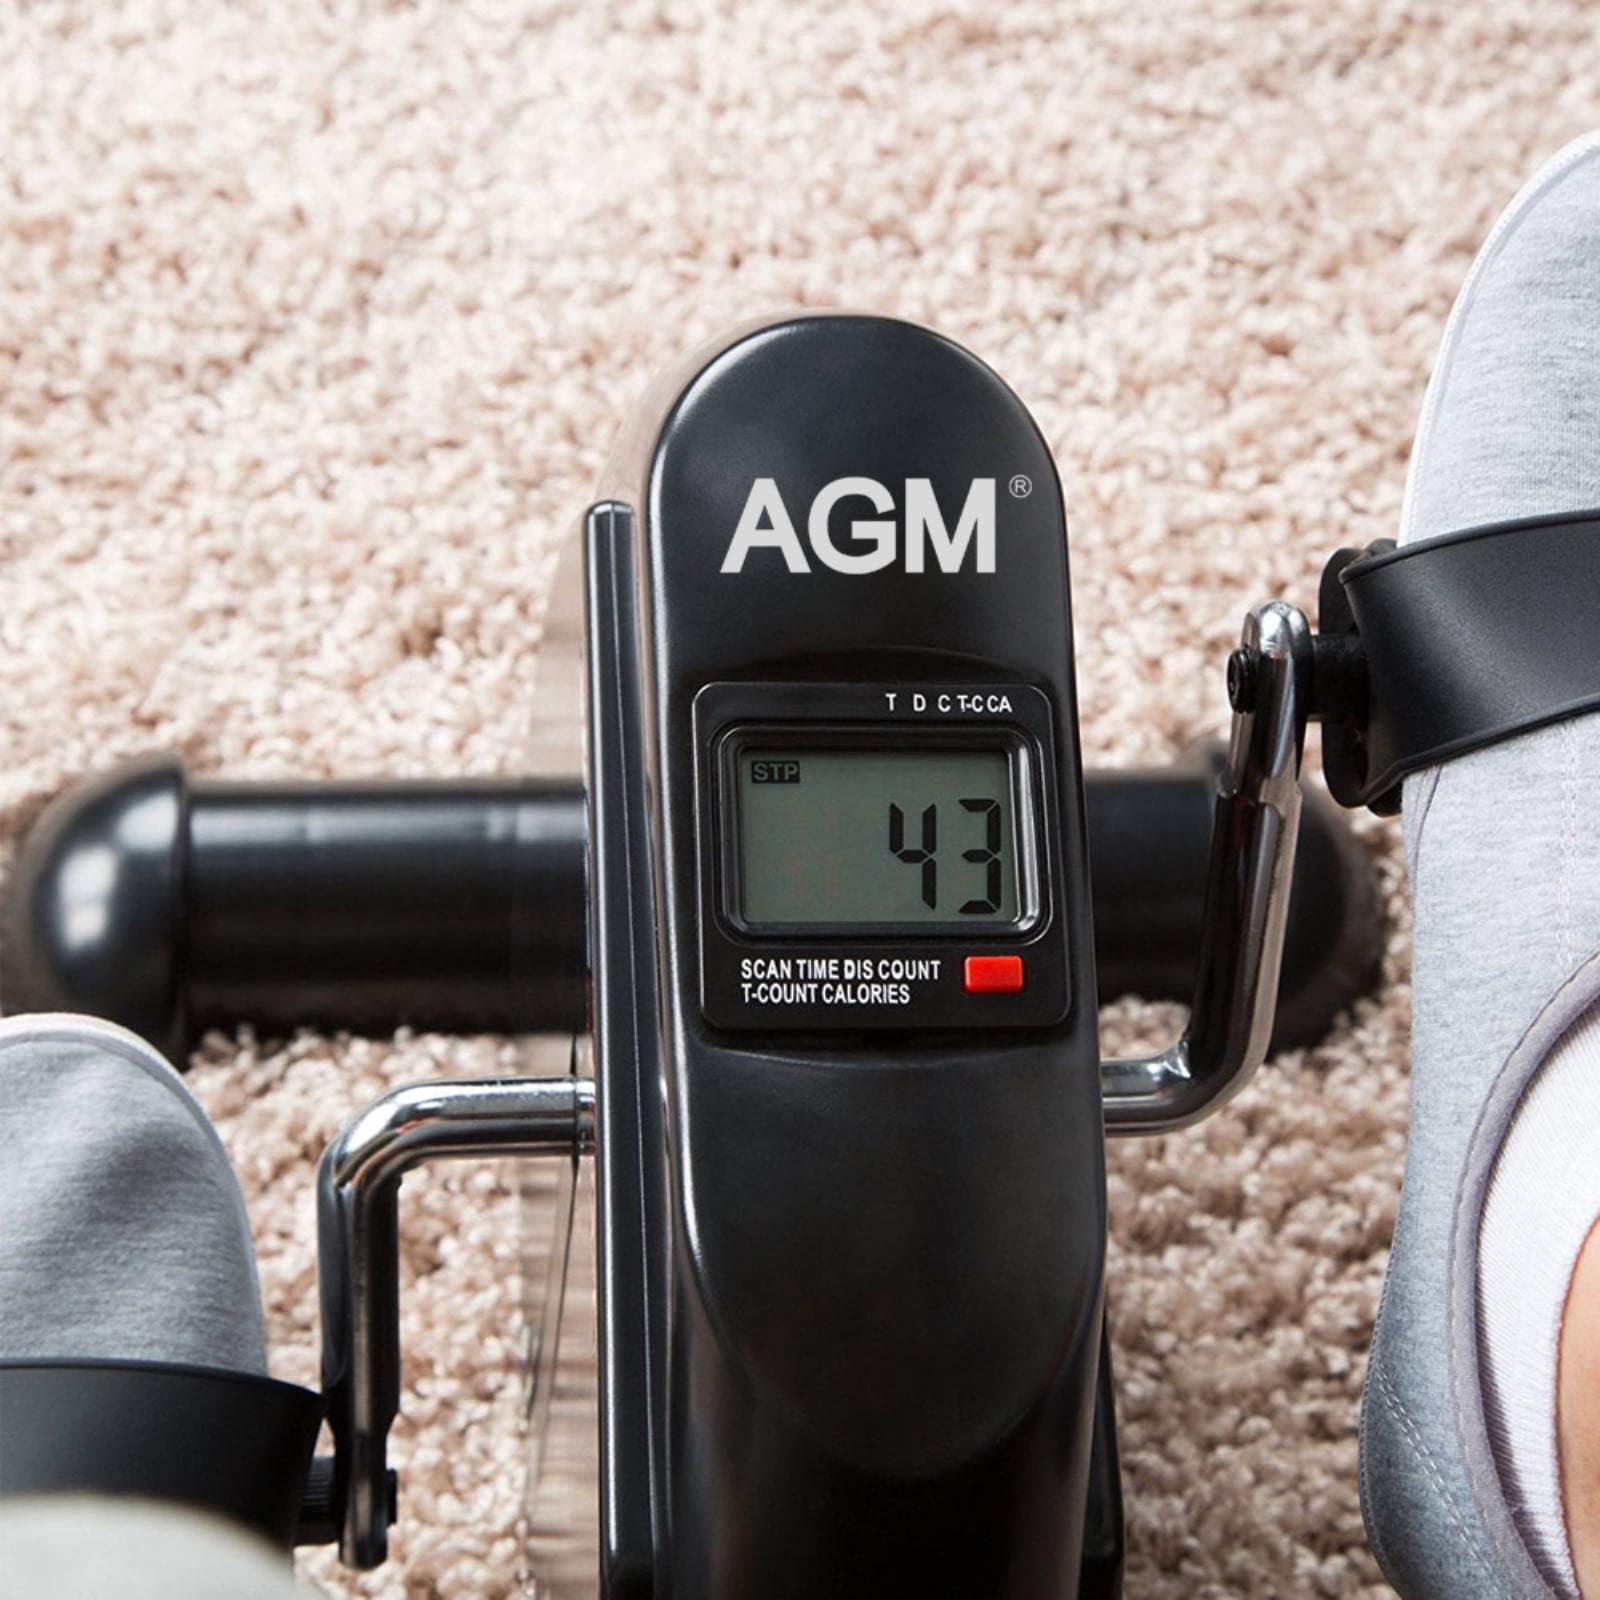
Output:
[1319, 510, 1600, 813]
[0, 1359, 324, 1550]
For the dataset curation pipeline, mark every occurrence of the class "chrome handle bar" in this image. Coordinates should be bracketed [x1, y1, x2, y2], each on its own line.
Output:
[1101, 600, 1313, 1133]
[318, 1074, 595, 1568]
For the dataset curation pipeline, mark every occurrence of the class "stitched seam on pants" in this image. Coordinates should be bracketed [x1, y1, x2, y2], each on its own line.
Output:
[1373, 1358, 1498, 1584]
[1360, 1380, 1398, 1582]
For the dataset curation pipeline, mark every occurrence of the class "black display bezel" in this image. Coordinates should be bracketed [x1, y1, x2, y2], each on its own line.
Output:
[716, 725, 1041, 940]
[692, 680, 1070, 1032]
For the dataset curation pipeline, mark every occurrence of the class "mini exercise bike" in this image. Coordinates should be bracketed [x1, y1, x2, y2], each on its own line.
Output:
[3, 313, 1431, 1598]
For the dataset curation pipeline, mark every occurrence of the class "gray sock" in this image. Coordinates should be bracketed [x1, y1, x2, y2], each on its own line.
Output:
[0, 1012, 266, 1374]
[1359, 129, 1600, 1599]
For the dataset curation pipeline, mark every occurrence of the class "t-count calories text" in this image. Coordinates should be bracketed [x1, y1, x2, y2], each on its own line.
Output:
[738, 955, 942, 1007]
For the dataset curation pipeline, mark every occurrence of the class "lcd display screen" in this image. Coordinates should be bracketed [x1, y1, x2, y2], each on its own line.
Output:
[734, 745, 1022, 926]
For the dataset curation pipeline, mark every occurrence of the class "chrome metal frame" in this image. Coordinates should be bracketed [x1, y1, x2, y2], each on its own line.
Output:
[317, 1074, 595, 1568]
[1101, 599, 1313, 1133]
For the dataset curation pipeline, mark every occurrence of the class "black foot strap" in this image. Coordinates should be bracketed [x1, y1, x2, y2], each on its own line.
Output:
[1317, 510, 1600, 813]
[0, 1360, 324, 1551]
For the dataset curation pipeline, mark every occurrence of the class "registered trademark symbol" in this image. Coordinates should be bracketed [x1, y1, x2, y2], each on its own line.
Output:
[1008, 474, 1033, 499]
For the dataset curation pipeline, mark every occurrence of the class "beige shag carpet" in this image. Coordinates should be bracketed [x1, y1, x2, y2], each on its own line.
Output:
[5, 2, 1600, 1595]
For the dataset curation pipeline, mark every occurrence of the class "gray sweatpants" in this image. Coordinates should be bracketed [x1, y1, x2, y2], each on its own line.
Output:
[0, 1015, 304, 1597]
[1360, 129, 1600, 1599]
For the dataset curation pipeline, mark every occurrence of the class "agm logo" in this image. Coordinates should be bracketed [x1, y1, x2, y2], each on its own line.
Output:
[720, 477, 996, 575]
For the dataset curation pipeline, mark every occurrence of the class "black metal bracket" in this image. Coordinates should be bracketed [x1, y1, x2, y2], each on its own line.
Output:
[1227, 537, 1402, 816]
[1310, 540, 1399, 815]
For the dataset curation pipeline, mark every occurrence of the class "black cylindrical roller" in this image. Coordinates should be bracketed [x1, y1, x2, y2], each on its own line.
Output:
[3, 756, 189, 1059]
[1, 753, 1378, 1063]
[184, 777, 586, 1047]
[2, 758, 587, 1063]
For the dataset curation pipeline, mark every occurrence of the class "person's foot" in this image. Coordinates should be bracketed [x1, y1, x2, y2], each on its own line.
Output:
[1359, 128, 1600, 1600]
[0, 1011, 266, 1371]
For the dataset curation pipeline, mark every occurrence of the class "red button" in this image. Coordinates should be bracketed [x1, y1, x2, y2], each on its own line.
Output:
[964, 955, 1024, 994]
